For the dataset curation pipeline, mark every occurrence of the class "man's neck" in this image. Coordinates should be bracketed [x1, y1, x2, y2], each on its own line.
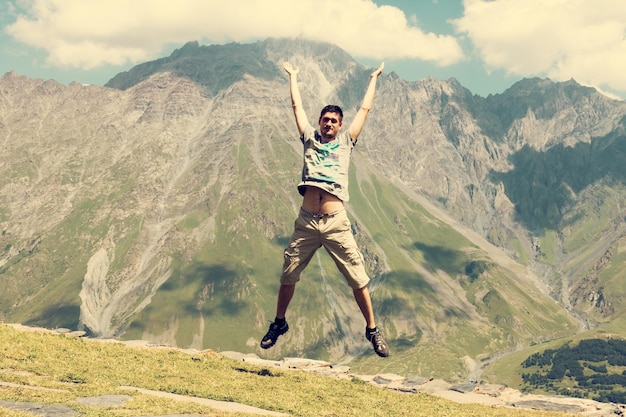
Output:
[319, 133, 336, 143]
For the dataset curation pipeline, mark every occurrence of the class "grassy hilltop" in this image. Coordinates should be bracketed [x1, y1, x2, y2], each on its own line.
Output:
[0, 324, 575, 417]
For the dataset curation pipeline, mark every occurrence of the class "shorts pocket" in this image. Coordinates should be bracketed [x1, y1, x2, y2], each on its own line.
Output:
[282, 250, 299, 274]
[342, 246, 364, 266]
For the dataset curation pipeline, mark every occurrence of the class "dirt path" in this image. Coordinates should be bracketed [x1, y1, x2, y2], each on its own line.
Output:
[119, 386, 287, 416]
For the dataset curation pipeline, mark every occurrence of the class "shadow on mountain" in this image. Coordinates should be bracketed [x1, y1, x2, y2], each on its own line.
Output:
[374, 271, 432, 346]
[24, 304, 80, 330]
[376, 270, 434, 298]
[159, 263, 249, 317]
[273, 235, 291, 248]
[392, 332, 422, 351]
[370, 271, 427, 353]
[412, 242, 467, 276]
[444, 306, 471, 319]
[490, 120, 626, 231]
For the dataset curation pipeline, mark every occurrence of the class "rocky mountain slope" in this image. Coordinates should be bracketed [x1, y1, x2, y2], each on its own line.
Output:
[1, 38, 625, 381]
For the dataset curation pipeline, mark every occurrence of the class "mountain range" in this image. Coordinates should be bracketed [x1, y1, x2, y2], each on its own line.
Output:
[1, 38, 625, 382]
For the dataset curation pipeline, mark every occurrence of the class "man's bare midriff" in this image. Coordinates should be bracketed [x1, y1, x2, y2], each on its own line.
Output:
[301, 186, 344, 214]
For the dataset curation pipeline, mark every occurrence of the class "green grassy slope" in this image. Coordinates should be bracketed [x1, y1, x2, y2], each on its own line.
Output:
[0, 324, 574, 417]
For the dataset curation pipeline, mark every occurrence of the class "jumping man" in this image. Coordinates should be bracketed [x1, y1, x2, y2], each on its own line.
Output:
[260, 61, 389, 357]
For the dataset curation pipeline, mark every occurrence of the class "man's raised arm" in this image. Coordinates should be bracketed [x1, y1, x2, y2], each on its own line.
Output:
[284, 62, 308, 136]
[349, 62, 384, 142]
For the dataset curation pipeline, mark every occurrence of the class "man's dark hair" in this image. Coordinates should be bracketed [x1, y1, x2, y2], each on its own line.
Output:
[319, 105, 343, 121]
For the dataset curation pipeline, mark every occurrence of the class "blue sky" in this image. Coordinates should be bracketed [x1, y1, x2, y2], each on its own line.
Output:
[1, 0, 625, 100]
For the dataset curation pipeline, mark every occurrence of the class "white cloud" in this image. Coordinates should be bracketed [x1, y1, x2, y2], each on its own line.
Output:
[5, 0, 464, 69]
[454, 0, 626, 95]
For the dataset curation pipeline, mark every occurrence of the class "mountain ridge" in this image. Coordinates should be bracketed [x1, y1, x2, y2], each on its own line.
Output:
[1, 38, 625, 383]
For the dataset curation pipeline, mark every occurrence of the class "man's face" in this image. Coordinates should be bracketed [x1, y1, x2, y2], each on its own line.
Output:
[318, 112, 342, 140]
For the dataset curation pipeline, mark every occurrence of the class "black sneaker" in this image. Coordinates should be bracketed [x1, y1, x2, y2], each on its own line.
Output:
[366, 328, 389, 357]
[260, 320, 289, 349]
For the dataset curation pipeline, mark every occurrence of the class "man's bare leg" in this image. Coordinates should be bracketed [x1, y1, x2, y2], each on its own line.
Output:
[260, 283, 295, 349]
[353, 286, 375, 328]
[353, 285, 389, 357]
[276, 283, 296, 319]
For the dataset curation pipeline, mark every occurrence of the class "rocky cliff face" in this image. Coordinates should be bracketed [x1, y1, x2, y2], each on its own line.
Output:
[1, 38, 625, 380]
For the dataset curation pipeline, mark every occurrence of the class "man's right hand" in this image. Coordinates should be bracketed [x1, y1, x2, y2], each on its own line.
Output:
[284, 61, 307, 135]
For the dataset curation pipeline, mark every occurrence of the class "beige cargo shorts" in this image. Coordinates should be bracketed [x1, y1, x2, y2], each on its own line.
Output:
[280, 207, 370, 289]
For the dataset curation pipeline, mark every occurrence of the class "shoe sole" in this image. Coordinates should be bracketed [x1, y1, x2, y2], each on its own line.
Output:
[260, 327, 288, 349]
